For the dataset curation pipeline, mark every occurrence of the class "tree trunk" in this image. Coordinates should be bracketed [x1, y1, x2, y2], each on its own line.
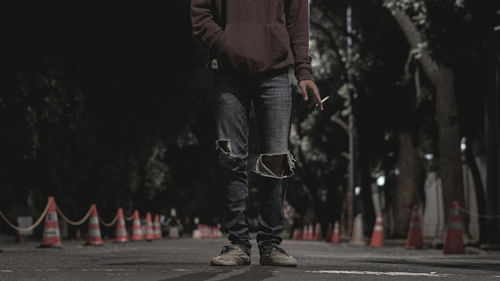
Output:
[392, 132, 419, 237]
[390, 10, 466, 226]
[434, 69, 467, 225]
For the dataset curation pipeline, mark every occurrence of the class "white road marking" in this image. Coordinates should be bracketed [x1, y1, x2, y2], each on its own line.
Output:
[81, 268, 128, 272]
[305, 270, 451, 277]
[173, 269, 192, 272]
[0, 270, 13, 273]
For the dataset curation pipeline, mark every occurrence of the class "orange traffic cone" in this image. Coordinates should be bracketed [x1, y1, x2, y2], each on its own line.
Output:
[39, 196, 62, 248]
[144, 212, 155, 241]
[131, 210, 143, 241]
[292, 228, 301, 240]
[192, 217, 201, 239]
[198, 224, 203, 238]
[350, 214, 366, 246]
[208, 225, 214, 238]
[301, 225, 307, 240]
[154, 214, 162, 239]
[301, 226, 307, 240]
[86, 204, 103, 246]
[212, 226, 218, 238]
[330, 220, 340, 243]
[443, 201, 464, 254]
[370, 213, 384, 248]
[406, 205, 423, 249]
[314, 222, 322, 240]
[307, 224, 313, 240]
[203, 224, 209, 239]
[114, 208, 128, 243]
[208, 225, 214, 239]
[204, 224, 210, 239]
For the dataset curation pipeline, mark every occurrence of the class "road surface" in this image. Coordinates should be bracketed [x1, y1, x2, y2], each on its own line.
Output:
[0, 237, 499, 280]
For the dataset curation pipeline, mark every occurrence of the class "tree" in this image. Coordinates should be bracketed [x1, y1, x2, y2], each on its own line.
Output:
[384, 0, 471, 225]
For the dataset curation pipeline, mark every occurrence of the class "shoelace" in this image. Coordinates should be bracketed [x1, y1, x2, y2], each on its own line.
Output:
[272, 245, 288, 256]
[220, 245, 236, 254]
[261, 244, 289, 256]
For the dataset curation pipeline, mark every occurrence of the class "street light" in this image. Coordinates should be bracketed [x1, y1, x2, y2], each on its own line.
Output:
[354, 186, 361, 197]
[460, 137, 467, 152]
[377, 175, 386, 187]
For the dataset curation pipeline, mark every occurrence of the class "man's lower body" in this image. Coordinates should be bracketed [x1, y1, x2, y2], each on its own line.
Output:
[211, 67, 297, 266]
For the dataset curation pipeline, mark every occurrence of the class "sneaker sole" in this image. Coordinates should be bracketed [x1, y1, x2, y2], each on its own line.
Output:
[210, 259, 251, 266]
[259, 259, 297, 267]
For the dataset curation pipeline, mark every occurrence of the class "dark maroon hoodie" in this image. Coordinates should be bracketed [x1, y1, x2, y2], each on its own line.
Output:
[191, 0, 312, 81]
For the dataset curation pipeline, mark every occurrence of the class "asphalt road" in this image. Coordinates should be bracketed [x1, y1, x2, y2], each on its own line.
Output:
[1, 237, 499, 280]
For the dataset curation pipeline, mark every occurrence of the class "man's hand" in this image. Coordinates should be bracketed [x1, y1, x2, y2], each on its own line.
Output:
[299, 79, 323, 111]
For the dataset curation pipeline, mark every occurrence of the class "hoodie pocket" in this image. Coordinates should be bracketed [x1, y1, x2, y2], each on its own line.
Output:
[216, 23, 289, 73]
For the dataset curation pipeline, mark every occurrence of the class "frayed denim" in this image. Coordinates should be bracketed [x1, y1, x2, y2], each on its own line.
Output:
[214, 67, 294, 252]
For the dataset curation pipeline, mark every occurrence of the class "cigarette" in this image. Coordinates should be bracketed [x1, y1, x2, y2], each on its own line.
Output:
[321, 96, 330, 103]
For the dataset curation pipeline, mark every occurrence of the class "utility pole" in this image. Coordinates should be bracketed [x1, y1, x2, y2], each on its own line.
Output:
[346, 4, 359, 216]
[484, 0, 499, 244]
[496, 4, 500, 228]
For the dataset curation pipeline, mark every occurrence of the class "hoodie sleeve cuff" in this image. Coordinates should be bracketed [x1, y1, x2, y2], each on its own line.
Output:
[296, 67, 312, 82]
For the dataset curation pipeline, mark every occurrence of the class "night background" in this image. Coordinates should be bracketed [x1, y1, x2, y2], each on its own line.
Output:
[0, 0, 499, 248]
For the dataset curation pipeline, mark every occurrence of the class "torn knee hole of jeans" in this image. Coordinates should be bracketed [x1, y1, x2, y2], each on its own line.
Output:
[255, 151, 295, 179]
[216, 139, 245, 170]
[216, 139, 233, 154]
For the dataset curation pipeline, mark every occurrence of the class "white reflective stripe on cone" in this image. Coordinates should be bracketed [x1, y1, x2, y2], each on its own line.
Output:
[43, 228, 60, 237]
[89, 229, 101, 236]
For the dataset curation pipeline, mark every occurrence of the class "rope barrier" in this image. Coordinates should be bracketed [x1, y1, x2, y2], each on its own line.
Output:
[459, 207, 500, 219]
[124, 213, 135, 221]
[56, 206, 93, 226]
[0, 201, 50, 232]
[99, 214, 119, 227]
[1, 198, 138, 233]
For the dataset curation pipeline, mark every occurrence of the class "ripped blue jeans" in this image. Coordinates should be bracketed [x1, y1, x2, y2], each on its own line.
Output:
[214, 67, 295, 254]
